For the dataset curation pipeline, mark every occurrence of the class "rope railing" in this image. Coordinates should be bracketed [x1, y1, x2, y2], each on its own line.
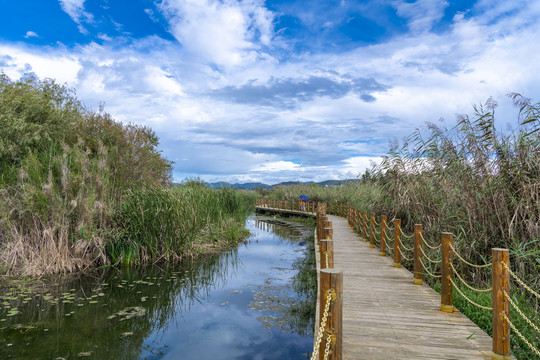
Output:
[257, 200, 539, 359]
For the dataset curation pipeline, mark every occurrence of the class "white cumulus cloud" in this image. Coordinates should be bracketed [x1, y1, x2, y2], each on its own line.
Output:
[158, 0, 275, 68]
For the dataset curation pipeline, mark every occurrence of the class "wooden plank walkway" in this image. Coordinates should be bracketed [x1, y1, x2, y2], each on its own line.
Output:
[327, 214, 497, 360]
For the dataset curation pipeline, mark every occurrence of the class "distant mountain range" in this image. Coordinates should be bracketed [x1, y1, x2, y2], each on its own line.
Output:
[205, 179, 359, 189]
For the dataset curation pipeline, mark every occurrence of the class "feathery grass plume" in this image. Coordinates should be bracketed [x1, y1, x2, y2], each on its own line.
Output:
[0, 74, 172, 276]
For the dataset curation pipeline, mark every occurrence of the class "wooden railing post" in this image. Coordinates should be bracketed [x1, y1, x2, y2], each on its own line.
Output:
[319, 269, 343, 360]
[320, 240, 334, 269]
[413, 224, 423, 285]
[440, 232, 453, 312]
[394, 219, 401, 267]
[362, 211, 368, 242]
[492, 248, 511, 359]
[369, 214, 376, 248]
[324, 225, 333, 240]
[379, 215, 387, 256]
[316, 213, 320, 241]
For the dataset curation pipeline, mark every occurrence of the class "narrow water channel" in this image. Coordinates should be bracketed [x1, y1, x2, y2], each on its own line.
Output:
[0, 215, 316, 359]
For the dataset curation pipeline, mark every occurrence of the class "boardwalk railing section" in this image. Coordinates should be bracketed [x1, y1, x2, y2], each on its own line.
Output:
[255, 199, 539, 359]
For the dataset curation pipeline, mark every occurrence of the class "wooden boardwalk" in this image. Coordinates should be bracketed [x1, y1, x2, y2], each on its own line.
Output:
[326, 214, 496, 360]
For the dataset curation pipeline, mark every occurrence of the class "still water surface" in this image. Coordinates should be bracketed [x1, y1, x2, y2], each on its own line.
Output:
[0, 215, 315, 359]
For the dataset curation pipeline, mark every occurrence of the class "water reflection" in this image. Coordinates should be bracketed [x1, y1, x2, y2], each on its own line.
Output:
[0, 215, 315, 360]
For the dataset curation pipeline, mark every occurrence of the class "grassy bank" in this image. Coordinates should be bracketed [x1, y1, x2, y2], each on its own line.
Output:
[0, 74, 255, 276]
[109, 182, 256, 265]
[263, 95, 539, 359]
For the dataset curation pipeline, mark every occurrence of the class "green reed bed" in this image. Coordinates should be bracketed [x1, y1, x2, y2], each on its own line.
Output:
[109, 182, 256, 265]
[1, 74, 256, 276]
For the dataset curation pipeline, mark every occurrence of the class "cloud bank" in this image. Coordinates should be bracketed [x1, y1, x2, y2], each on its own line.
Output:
[1, 0, 540, 184]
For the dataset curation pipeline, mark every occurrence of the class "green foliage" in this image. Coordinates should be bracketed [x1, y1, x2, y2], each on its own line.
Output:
[0, 74, 172, 275]
[109, 184, 256, 265]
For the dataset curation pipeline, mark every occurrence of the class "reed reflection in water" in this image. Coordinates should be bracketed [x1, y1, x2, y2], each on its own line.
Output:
[0, 215, 315, 360]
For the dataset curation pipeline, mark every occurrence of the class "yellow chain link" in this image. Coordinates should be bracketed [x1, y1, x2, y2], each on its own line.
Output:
[502, 289, 540, 334]
[310, 290, 333, 360]
[419, 257, 442, 278]
[384, 236, 394, 251]
[323, 334, 333, 360]
[449, 243, 492, 268]
[399, 227, 414, 239]
[503, 262, 540, 299]
[419, 244, 442, 264]
[419, 232, 442, 250]
[325, 251, 329, 268]
[448, 276, 493, 310]
[400, 241, 414, 252]
[400, 251, 414, 261]
[501, 312, 540, 357]
[449, 262, 492, 293]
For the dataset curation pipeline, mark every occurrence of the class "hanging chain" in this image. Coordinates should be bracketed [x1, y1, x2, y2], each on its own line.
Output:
[448, 276, 492, 310]
[449, 262, 492, 293]
[419, 257, 442, 278]
[501, 312, 540, 357]
[449, 243, 492, 268]
[503, 262, 540, 299]
[419, 232, 442, 250]
[310, 290, 334, 360]
[323, 333, 334, 360]
[502, 289, 540, 334]
[419, 244, 442, 264]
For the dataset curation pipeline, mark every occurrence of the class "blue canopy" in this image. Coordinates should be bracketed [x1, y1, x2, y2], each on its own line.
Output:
[300, 195, 309, 202]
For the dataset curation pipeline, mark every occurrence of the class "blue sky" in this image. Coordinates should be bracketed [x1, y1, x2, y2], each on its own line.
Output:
[1, 0, 540, 184]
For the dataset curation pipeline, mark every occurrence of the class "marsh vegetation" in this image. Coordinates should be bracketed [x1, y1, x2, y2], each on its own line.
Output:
[0, 75, 256, 276]
[263, 96, 539, 359]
